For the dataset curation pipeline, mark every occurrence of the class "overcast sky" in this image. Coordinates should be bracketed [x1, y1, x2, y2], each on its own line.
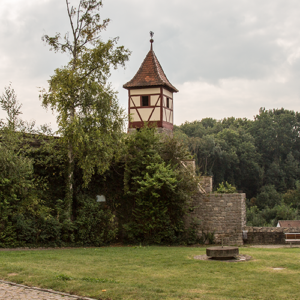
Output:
[1, 0, 300, 130]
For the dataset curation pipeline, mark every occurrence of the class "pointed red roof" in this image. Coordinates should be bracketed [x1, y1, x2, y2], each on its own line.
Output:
[123, 48, 178, 93]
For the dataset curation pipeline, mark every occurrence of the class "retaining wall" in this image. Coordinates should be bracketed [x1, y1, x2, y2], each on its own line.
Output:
[243, 226, 300, 244]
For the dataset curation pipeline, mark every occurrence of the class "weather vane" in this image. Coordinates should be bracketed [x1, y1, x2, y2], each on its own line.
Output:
[150, 31, 154, 50]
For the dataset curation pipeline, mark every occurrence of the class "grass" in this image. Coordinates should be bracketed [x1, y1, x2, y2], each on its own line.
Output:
[0, 246, 299, 299]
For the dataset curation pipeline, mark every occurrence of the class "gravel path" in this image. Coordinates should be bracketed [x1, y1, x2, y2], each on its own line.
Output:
[0, 280, 96, 300]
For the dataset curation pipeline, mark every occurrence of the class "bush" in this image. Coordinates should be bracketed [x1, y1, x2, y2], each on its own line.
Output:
[216, 181, 237, 193]
[75, 194, 118, 246]
[120, 127, 198, 244]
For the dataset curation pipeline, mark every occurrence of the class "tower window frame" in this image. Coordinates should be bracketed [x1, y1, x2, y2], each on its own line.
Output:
[166, 97, 170, 108]
[141, 95, 149, 107]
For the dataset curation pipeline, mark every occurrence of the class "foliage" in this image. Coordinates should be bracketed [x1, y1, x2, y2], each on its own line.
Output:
[255, 185, 282, 209]
[202, 230, 215, 244]
[75, 194, 118, 246]
[246, 203, 299, 227]
[175, 108, 300, 202]
[0, 83, 22, 130]
[246, 206, 270, 227]
[0, 85, 51, 247]
[184, 218, 203, 245]
[119, 127, 198, 244]
[216, 181, 237, 194]
[41, 0, 130, 219]
[283, 180, 300, 210]
[175, 118, 262, 198]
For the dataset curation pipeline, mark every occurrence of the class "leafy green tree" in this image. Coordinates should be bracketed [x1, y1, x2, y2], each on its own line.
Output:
[120, 128, 198, 244]
[176, 118, 262, 197]
[41, 0, 130, 218]
[250, 108, 300, 190]
[246, 206, 267, 227]
[283, 153, 300, 190]
[0, 83, 22, 130]
[256, 185, 282, 210]
[0, 85, 50, 247]
[189, 135, 220, 175]
[283, 181, 300, 210]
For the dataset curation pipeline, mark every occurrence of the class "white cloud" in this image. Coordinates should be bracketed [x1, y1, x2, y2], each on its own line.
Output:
[175, 73, 300, 124]
[1, 0, 300, 129]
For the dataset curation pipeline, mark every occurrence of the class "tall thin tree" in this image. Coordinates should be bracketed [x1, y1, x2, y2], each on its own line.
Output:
[41, 0, 130, 219]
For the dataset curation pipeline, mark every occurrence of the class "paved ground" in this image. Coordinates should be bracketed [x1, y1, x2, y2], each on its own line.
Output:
[0, 280, 96, 300]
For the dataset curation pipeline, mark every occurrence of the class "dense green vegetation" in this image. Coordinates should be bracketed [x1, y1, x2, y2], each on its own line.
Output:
[0, 85, 198, 247]
[41, 0, 130, 219]
[0, 246, 299, 300]
[0, 0, 200, 248]
[175, 108, 300, 226]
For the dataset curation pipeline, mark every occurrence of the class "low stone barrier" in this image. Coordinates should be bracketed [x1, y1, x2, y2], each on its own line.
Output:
[243, 226, 300, 244]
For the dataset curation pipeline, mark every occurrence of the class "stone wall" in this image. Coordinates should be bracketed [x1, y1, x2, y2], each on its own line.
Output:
[181, 160, 196, 174]
[199, 176, 213, 193]
[187, 192, 246, 246]
[128, 127, 173, 136]
[243, 226, 300, 244]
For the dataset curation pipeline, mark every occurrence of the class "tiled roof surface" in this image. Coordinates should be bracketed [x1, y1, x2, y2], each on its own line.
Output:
[278, 220, 300, 227]
[123, 49, 178, 93]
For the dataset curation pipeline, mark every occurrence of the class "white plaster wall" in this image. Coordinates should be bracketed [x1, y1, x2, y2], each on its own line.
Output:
[131, 96, 140, 107]
[163, 89, 173, 98]
[138, 108, 152, 120]
[150, 95, 160, 106]
[129, 109, 140, 122]
[149, 107, 160, 121]
[130, 88, 160, 95]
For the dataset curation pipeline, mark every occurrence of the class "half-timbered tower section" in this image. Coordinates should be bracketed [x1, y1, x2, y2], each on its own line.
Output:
[123, 37, 178, 134]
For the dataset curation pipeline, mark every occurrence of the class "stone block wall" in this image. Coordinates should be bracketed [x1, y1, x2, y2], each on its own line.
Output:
[127, 127, 173, 136]
[187, 192, 246, 246]
[181, 160, 196, 174]
[199, 176, 213, 193]
[243, 226, 300, 244]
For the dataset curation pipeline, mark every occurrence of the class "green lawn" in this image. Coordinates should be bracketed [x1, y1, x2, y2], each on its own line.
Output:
[0, 246, 299, 299]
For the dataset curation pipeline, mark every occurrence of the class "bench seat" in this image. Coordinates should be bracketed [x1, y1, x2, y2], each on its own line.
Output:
[285, 233, 300, 244]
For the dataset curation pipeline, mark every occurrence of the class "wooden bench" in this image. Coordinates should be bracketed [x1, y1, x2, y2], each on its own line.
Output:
[284, 233, 300, 247]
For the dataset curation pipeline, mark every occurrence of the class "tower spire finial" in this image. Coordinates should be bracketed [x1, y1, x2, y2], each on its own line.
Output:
[150, 31, 154, 50]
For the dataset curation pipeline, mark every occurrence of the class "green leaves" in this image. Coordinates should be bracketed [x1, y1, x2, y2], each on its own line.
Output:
[216, 181, 237, 194]
[41, 0, 130, 218]
[0, 83, 22, 130]
[120, 127, 198, 244]
[175, 109, 300, 200]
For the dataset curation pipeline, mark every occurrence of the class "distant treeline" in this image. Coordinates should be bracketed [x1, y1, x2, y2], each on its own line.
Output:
[175, 108, 300, 226]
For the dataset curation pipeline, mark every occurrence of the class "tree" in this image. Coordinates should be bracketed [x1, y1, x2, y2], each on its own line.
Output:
[120, 128, 198, 244]
[250, 108, 300, 186]
[41, 0, 130, 219]
[283, 181, 300, 210]
[0, 83, 22, 130]
[0, 85, 50, 247]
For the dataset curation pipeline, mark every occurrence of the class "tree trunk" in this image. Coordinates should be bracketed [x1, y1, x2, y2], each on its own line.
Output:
[66, 106, 75, 220]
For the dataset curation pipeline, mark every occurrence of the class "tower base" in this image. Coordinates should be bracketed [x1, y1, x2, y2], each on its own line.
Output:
[128, 127, 173, 136]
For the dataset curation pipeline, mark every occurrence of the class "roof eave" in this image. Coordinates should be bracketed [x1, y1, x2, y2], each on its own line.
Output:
[123, 83, 178, 93]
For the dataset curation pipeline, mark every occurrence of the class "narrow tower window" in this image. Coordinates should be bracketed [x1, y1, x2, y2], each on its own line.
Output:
[166, 97, 170, 108]
[142, 96, 149, 106]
